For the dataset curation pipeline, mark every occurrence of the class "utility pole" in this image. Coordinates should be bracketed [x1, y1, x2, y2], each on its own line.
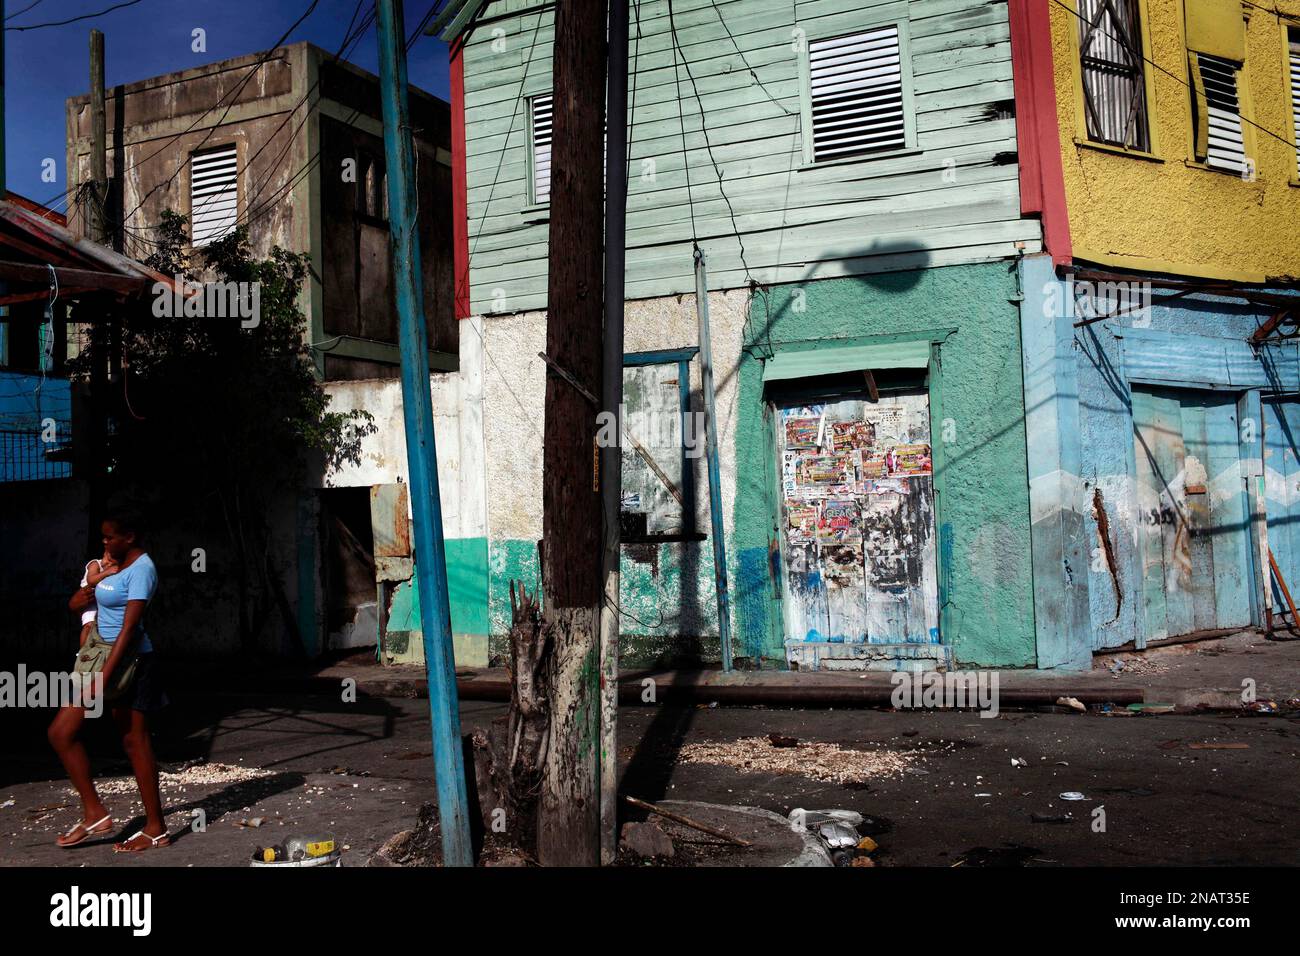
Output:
[89, 29, 109, 246]
[375, 0, 473, 868]
[599, 0, 629, 866]
[86, 28, 110, 554]
[538, 0, 608, 867]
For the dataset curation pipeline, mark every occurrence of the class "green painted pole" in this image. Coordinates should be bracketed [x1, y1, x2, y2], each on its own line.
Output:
[375, 0, 473, 867]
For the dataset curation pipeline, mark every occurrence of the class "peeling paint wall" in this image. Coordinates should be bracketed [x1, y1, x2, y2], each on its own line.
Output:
[1025, 264, 1295, 659]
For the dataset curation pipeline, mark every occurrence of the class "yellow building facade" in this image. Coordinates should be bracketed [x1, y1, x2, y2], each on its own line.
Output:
[1050, 0, 1300, 281]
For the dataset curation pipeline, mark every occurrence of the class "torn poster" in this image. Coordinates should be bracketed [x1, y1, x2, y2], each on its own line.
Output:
[784, 416, 822, 451]
[830, 420, 876, 455]
[796, 453, 856, 494]
[886, 443, 932, 477]
[821, 542, 866, 588]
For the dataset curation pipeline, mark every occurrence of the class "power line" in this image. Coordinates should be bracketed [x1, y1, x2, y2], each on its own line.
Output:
[116, 0, 323, 228]
[4, 0, 46, 22]
[466, 6, 546, 269]
[1239, 0, 1300, 29]
[4, 0, 145, 31]
[704, 0, 793, 116]
[666, 0, 752, 282]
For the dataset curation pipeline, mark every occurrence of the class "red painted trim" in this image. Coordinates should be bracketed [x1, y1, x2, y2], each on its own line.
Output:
[450, 36, 471, 320]
[1008, 0, 1071, 267]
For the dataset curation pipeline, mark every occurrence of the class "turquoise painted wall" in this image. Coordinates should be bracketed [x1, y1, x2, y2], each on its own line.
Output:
[483, 537, 724, 665]
[732, 263, 1038, 667]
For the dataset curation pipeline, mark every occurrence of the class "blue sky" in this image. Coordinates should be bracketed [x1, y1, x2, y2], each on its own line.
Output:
[3, 0, 451, 208]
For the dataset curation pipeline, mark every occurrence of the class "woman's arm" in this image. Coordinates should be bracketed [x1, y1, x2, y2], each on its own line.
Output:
[69, 585, 95, 614]
[101, 599, 147, 680]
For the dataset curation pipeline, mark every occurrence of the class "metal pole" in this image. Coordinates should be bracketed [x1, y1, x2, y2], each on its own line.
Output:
[375, 0, 473, 867]
[599, 0, 629, 866]
[693, 246, 734, 671]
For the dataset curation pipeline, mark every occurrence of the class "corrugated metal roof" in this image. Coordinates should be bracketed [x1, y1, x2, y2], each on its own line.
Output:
[0, 198, 181, 303]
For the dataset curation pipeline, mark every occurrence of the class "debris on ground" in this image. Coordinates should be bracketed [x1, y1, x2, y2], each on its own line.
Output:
[620, 820, 675, 859]
[77, 761, 274, 797]
[1058, 791, 1088, 801]
[787, 806, 878, 866]
[1056, 696, 1087, 713]
[368, 801, 529, 867]
[678, 736, 920, 785]
[1103, 656, 1169, 678]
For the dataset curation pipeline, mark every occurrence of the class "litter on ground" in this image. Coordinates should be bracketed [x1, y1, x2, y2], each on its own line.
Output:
[677, 736, 919, 785]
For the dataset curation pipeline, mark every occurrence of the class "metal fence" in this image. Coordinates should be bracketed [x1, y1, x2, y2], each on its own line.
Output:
[0, 428, 72, 482]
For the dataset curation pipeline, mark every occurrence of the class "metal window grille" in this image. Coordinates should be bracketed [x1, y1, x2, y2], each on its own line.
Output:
[1078, 0, 1151, 151]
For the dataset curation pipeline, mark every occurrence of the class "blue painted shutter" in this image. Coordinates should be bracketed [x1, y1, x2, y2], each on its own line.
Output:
[808, 25, 906, 161]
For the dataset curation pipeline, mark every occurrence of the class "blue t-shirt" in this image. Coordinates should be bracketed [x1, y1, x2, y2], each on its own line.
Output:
[94, 553, 157, 653]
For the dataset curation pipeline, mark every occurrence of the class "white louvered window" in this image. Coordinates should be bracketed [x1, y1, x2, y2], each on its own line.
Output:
[1290, 33, 1300, 178]
[807, 25, 908, 162]
[1195, 53, 1247, 174]
[190, 144, 239, 246]
[530, 93, 552, 204]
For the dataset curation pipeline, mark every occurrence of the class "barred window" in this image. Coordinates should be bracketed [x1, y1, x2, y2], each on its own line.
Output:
[1078, 0, 1151, 152]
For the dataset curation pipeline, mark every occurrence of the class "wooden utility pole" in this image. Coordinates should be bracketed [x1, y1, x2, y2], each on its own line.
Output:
[537, 0, 608, 867]
[89, 30, 109, 246]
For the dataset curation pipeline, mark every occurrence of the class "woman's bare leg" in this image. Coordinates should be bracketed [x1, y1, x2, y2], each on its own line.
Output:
[48, 704, 109, 841]
[113, 706, 166, 839]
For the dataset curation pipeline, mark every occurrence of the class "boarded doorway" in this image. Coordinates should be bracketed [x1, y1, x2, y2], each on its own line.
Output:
[1131, 386, 1251, 642]
[773, 379, 939, 662]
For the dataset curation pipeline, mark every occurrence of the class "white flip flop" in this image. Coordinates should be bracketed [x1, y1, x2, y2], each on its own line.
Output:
[58, 812, 112, 848]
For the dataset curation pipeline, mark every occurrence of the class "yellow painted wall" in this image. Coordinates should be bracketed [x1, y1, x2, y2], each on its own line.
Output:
[1051, 0, 1300, 281]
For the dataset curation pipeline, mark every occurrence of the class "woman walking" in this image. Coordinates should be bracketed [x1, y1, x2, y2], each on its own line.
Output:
[49, 509, 170, 852]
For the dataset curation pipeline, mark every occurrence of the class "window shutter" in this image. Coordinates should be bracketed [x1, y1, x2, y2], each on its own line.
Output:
[1194, 52, 1247, 174]
[190, 144, 239, 247]
[807, 25, 907, 162]
[1290, 37, 1300, 178]
[531, 93, 552, 203]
